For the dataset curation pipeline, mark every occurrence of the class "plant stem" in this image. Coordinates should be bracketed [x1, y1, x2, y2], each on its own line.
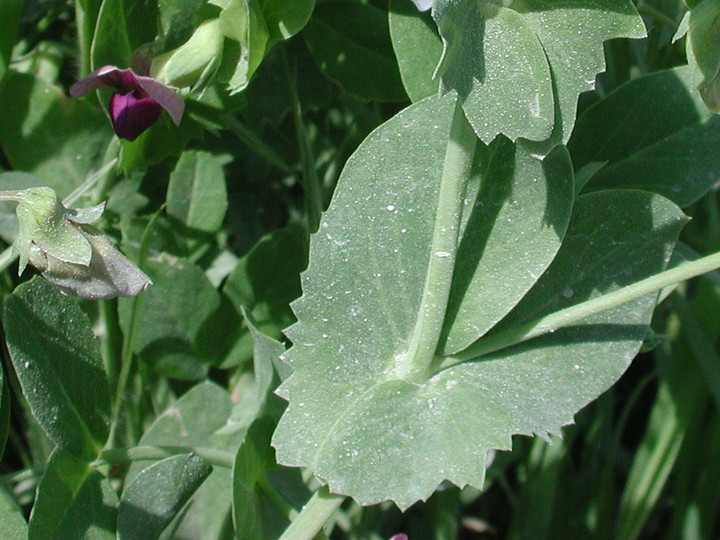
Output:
[107, 207, 161, 448]
[284, 49, 323, 233]
[395, 97, 477, 383]
[95, 445, 235, 468]
[279, 485, 344, 540]
[441, 250, 720, 368]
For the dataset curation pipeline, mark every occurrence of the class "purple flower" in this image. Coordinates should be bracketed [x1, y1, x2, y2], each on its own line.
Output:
[389, 535, 409, 540]
[69, 65, 184, 141]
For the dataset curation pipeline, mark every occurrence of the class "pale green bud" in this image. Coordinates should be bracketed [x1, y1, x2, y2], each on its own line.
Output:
[0, 187, 151, 299]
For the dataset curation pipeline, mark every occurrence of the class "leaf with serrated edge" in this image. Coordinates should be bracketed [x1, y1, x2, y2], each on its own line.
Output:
[272, 90, 686, 508]
[432, 0, 645, 144]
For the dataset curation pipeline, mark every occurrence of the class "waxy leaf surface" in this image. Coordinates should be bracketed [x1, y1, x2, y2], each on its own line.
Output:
[432, 0, 645, 144]
[272, 92, 686, 508]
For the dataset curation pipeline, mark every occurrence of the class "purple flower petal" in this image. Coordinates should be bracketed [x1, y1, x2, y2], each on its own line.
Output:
[110, 92, 163, 141]
[134, 75, 185, 126]
[69, 65, 185, 134]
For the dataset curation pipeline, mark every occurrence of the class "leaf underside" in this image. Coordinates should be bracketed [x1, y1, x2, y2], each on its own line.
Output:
[272, 95, 686, 509]
[433, 0, 646, 145]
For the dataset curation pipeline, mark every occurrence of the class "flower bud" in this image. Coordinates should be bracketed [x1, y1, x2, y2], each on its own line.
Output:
[1, 187, 151, 299]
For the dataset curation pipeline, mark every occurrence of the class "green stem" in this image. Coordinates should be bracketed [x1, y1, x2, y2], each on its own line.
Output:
[221, 114, 292, 174]
[636, 2, 678, 30]
[394, 98, 477, 382]
[442, 250, 720, 369]
[107, 207, 161, 448]
[95, 445, 235, 468]
[279, 485, 344, 540]
[284, 50, 323, 233]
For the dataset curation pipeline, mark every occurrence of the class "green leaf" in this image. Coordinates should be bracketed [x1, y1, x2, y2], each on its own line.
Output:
[389, 0, 443, 102]
[0, 0, 22, 84]
[232, 417, 286, 540]
[245, 312, 287, 420]
[118, 257, 221, 379]
[0, 490, 27, 539]
[223, 223, 307, 365]
[304, 1, 407, 102]
[686, 0, 720, 112]
[4, 278, 110, 461]
[157, 0, 204, 46]
[569, 66, 720, 207]
[261, 0, 315, 42]
[440, 137, 574, 355]
[90, 0, 133, 70]
[217, 0, 270, 94]
[167, 150, 229, 232]
[432, 0, 645, 144]
[127, 382, 246, 539]
[272, 89, 686, 508]
[28, 449, 118, 540]
[118, 454, 212, 540]
[0, 72, 112, 193]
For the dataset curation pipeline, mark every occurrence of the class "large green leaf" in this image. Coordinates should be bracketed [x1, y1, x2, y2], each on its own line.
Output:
[28, 449, 118, 540]
[569, 66, 720, 207]
[4, 278, 110, 461]
[304, 1, 407, 102]
[0, 72, 112, 193]
[118, 454, 212, 540]
[440, 137, 573, 355]
[167, 150, 229, 233]
[432, 0, 645, 144]
[90, 0, 132, 69]
[389, 0, 443, 102]
[271, 91, 686, 508]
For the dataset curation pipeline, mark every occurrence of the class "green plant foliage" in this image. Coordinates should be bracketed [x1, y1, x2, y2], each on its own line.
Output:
[4, 278, 110, 461]
[0, 490, 27, 539]
[118, 257, 224, 379]
[272, 90, 687, 507]
[224, 223, 306, 364]
[570, 66, 720, 207]
[118, 453, 212, 540]
[0, 72, 112, 193]
[167, 149, 229, 232]
[0, 0, 22, 84]
[304, 1, 407, 102]
[126, 382, 246, 537]
[4, 0, 720, 538]
[388, 0, 443, 102]
[432, 0, 646, 144]
[28, 449, 118, 540]
[441, 138, 574, 355]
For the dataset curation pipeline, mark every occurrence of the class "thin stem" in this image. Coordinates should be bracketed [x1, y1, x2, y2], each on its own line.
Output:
[394, 98, 477, 382]
[637, 2, 678, 30]
[279, 485, 344, 540]
[95, 445, 235, 469]
[441, 250, 720, 369]
[284, 49, 323, 233]
[221, 114, 292, 174]
[107, 207, 162, 448]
